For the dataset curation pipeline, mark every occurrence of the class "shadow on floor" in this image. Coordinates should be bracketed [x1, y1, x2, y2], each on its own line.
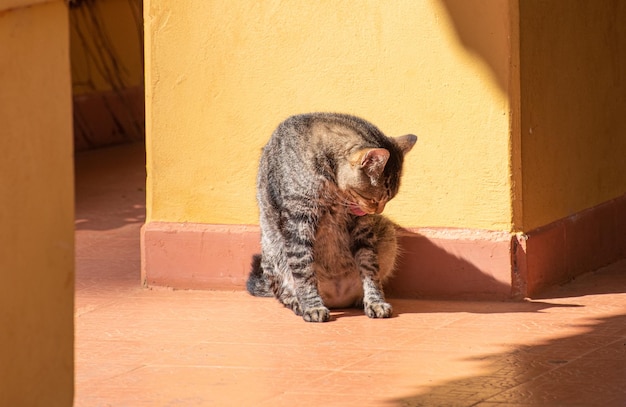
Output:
[74, 142, 146, 231]
[388, 312, 626, 406]
[323, 299, 583, 323]
[391, 298, 582, 316]
[532, 259, 626, 299]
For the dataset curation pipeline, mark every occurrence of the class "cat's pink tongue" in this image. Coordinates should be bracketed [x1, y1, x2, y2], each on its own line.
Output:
[349, 205, 368, 216]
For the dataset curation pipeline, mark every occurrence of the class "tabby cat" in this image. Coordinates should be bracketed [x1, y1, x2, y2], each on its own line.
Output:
[247, 113, 416, 322]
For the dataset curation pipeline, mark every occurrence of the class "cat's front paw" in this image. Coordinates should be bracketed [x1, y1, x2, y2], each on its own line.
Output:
[364, 302, 393, 319]
[302, 306, 330, 323]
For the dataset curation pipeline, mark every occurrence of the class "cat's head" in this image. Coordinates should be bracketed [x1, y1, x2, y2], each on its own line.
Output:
[338, 134, 417, 216]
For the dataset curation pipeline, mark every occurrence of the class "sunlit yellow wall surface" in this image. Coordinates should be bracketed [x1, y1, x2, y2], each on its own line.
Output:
[145, 0, 517, 231]
[145, 0, 626, 233]
[519, 1, 626, 230]
[0, 1, 74, 405]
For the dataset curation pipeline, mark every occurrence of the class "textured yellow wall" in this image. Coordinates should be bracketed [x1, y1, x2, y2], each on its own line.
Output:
[145, 0, 516, 231]
[0, 1, 74, 405]
[70, 0, 143, 95]
[519, 1, 626, 230]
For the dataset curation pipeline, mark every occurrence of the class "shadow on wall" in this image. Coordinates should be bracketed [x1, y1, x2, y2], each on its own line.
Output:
[141, 222, 515, 300]
[336, 2, 518, 300]
[70, 0, 145, 151]
[388, 312, 626, 406]
[439, 0, 512, 94]
[386, 228, 514, 300]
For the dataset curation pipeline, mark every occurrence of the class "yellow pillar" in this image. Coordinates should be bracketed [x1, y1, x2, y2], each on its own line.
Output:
[143, 0, 626, 298]
[144, 0, 514, 230]
[0, 1, 74, 405]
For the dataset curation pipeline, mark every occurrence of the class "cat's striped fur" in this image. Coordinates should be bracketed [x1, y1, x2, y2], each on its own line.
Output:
[247, 113, 416, 322]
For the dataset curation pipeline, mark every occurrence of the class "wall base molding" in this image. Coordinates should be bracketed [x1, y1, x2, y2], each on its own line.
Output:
[141, 194, 626, 299]
[513, 194, 626, 297]
[73, 86, 144, 151]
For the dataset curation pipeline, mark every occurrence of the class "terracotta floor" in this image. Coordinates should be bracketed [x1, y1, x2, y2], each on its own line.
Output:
[74, 143, 626, 407]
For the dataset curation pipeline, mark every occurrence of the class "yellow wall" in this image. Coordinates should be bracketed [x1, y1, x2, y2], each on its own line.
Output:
[0, 1, 74, 405]
[519, 1, 626, 230]
[70, 0, 143, 95]
[145, 0, 517, 231]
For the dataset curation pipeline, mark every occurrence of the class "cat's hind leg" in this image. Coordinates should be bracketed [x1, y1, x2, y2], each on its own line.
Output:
[276, 275, 329, 322]
[266, 256, 305, 317]
[247, 254, 304, 315]
[281, 210, 330, 322]
[273, 274, 302, 316]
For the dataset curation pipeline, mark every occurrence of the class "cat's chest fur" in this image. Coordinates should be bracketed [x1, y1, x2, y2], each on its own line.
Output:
[313, 207, 364, 308]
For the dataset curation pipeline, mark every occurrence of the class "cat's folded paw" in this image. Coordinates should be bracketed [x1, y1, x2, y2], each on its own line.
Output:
[364, 302, 393, 319]
[302, 306, 330, 323]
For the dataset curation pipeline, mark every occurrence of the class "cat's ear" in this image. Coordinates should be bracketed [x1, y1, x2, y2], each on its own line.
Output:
[353, 148, 390, 180]
[394, 134, 418, 155]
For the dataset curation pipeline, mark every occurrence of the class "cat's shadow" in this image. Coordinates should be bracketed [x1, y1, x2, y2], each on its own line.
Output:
[389, 297, 582, 316]
[329, 308, 398, 322]
[327, 299, 582, 322]
[328, 308, 373, 321]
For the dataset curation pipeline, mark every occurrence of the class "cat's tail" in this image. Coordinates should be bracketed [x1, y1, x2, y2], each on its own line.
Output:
[246, 254, 273, 297]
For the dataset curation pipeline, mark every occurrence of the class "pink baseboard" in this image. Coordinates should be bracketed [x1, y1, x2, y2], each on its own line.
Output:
[514, 194, 626, 297]
[73, 86, 144, 151]
[141, 223, 261, 290]
[141, 194, 626, 299]
[391, 228, 514, 299]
